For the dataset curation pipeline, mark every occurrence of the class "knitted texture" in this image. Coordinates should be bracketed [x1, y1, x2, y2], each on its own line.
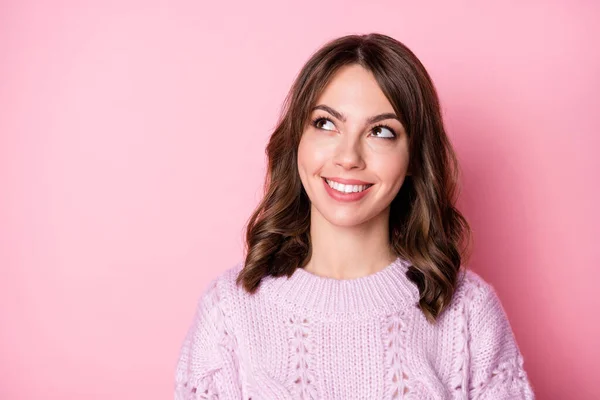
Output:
[174, 257, 534, 399]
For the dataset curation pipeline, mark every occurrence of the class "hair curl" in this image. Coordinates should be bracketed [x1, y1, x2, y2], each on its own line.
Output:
[236, 33, 472, 324]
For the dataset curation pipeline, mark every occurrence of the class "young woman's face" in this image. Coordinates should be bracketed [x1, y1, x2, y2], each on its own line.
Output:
[297, 64, 410, 228]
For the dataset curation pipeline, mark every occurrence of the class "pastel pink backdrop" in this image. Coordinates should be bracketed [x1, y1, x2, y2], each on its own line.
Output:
[1, 1, 598, 399]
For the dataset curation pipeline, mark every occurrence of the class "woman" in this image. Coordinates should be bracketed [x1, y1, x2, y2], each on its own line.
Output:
[174, 33, 534, 399]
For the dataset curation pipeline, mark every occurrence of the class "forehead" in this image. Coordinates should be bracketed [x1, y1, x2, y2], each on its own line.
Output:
[313, 64, 395, 116]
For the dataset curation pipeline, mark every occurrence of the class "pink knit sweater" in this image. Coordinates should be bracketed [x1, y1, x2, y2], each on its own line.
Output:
[174, 257, 534, 399]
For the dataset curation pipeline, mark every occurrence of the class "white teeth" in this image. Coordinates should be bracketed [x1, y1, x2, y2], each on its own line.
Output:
[325, 179, 371, 193]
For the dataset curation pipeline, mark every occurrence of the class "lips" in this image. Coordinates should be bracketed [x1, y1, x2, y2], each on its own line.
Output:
[321, 176, 373, 185]
[321, 177, 374, 202]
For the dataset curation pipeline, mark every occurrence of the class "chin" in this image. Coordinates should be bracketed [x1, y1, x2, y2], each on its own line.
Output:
[322, 208, 372, 228]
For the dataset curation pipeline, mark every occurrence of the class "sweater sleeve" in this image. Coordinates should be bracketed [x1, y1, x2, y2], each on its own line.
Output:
[467, 280, 535, 399]
[174, 277, 242, 399]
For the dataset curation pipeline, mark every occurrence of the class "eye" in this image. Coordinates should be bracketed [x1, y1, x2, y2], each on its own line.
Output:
[371, 124, 396, 139]
[311, 117, 336, 131]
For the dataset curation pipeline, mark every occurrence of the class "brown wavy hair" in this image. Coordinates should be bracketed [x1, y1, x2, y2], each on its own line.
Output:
[235, 33, 472, 323]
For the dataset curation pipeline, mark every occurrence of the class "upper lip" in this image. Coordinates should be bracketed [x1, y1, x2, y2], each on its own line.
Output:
[322, 177, 373, 185]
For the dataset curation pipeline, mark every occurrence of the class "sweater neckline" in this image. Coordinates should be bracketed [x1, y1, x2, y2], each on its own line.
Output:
[262, 256, 418, 317]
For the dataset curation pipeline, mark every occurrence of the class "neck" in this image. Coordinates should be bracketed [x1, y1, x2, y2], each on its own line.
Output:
[304, 204, 397, 279]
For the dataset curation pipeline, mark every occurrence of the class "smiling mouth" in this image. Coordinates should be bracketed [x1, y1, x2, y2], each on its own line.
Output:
[323, 177, 374, 194]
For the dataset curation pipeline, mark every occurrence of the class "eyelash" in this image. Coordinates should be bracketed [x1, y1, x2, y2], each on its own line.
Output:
[310, 116, 397, 140]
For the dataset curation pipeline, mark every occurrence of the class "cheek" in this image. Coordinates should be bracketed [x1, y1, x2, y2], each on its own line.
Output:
[297, 136, 310, 172]
[298, 133, 333, 172]
[370, 149, 409, 185]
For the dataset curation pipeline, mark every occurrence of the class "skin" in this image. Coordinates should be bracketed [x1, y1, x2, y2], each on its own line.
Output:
[297, 64, 411, 279]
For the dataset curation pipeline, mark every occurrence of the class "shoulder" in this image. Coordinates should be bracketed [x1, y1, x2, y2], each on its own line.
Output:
[196, 260, 245, 311]
[176, 262, 246, 397]
[182, 261, 246, 349]
[454, 266, 501, 307]
[453, 267, 515, 338]
[456, 266, 492, 295]
[452, 269, 534, 397]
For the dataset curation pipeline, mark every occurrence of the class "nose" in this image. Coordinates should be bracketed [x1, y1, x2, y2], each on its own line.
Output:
[333, 134, 365, 170]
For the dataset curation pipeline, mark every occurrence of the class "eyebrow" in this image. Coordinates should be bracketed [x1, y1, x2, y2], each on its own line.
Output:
[311, 104, 400, 125]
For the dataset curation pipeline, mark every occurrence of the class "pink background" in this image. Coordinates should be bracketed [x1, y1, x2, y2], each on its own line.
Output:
[1, 1, 599, 398]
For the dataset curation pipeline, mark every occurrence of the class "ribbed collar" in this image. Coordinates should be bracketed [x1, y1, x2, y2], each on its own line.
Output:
[261, 256, 419, 319]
